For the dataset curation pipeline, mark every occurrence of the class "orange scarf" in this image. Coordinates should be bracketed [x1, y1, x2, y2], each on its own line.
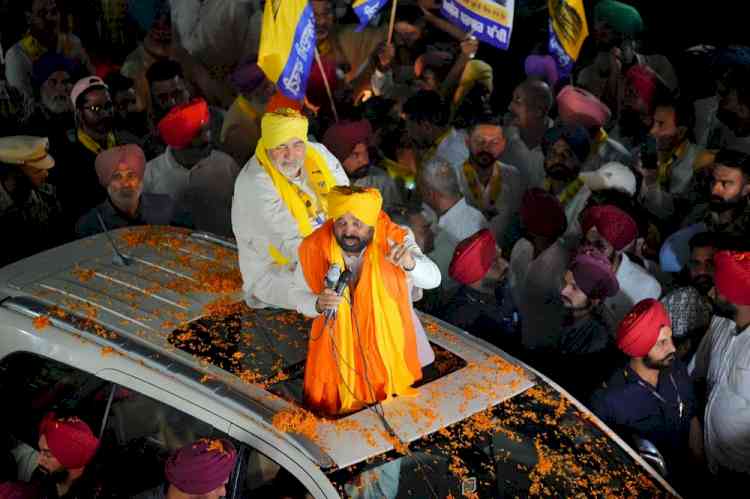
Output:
[299, 214, 422, 416]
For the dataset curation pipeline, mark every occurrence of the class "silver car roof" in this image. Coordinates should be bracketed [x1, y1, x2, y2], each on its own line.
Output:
[0, 227, 537, 469]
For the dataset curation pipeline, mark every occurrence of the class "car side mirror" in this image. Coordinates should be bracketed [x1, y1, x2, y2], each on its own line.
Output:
[631, 434, 668, 477]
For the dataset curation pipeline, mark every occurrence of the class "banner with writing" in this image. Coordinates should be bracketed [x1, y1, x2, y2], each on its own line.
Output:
[352, 0, 389, 31]
[441, 0, 515, 50]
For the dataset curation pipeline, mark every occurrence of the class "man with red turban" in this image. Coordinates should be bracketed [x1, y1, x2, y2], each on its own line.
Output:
[134, 439, 237, 499]
[31, 412, 99, 498]
[145, 98, 240, 237]
[443, 229, 511, 343]
[290, 186, 440, 415]
[591, 299, 702, 486]
[690, 247, 750, 483]
[581, 204, 661, 325]
[322, 119, 403, 209]
[76, 144, 176, 237]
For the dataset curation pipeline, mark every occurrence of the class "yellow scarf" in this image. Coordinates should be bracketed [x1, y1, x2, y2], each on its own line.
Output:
[77, 129, 117, 155]
[254, 142, 337, 265]
[590, 127, 609, 158]
[656, 140, 689, 187]
[544, 177, 584, 206]
[422, 129, 452, 163]
[19, 32, 76, 62]
[382, 157, 416, 190]
[463, 160, 502, 212]
[236, 95, 259, 121]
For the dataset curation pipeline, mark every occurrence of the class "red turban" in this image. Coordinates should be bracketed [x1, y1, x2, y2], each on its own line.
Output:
[322, 120, 373, 164]
[449, 229, 496, 285]
[625, 65, 659, 112]
[39, 413, 99, 469]
[557, 85, 612, 129]
[158, 98, 210, 149]
[94, 144, 145, 187]
[581, 205, 637, 251]
[266, 91, 303, 113]
[0, 482, 38, 499]
[570, 248, 619, 299]
[715, 250, 750, 306]
[616, 299, 670, 357]
[165, 439, 237, 494]
[306, 56, 338, 109]
[520, 188, 567, 239]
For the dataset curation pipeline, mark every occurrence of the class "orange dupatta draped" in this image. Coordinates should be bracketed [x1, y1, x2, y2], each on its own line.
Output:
[299, 214, 423, 416]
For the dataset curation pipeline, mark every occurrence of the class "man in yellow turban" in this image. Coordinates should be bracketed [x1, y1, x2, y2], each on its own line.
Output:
[232, 108, 349, 309]
[290, 186, 441, 416]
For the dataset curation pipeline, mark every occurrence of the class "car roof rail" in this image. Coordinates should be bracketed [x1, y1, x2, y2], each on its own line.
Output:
[188, 231, 238, 250]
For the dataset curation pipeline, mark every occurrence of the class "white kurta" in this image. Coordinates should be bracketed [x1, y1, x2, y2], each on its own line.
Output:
[289, 227, 441, 366]
[605, 253, 662, 325]
[231, 142, 349, 310]
[689, 318, 750, 474]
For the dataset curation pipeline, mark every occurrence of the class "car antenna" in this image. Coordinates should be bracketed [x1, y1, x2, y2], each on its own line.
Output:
[96, 210, 132, 266]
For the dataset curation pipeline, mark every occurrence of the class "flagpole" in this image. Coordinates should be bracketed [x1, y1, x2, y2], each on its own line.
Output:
[387, 0, 398, 44]
[314, 48, 339, 123]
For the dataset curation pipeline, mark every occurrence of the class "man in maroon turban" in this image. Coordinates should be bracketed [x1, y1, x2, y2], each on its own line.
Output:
[32, 412, 100, 498]
[136, 438, 237, 499]
[590, 299, 703, 485]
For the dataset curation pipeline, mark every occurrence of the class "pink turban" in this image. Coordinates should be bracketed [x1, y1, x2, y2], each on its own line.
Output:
[39, 412, 99, 470]
[616, 299, 670, 357]
[524, 55, 559, 87]
[581, 205, 638, 251]
[322, 120, 373, 163]
[570, 248, 619, 299]
[715, 250, 750, 306]
[449, 229, 496, 285]
[557, 85, 612, 129]
[158, 98, 210, 149]
[165, 439, 237, 494]
[94, 144, 146, 187]
[520, 188, 567, 239]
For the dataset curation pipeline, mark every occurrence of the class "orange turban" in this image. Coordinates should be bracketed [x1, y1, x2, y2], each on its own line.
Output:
[158, 98, 210, 149]
[449, 229, 496, 285]
[327, 186, 382, 227]
[616, 299, 670, 357]
[39, 412, 99, 469]
[715, 250, 750, 306]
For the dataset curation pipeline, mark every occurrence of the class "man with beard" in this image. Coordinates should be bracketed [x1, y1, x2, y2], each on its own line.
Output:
[703, 148, 750, 237]
[541, 124, 592, 225]
[291, 186, 440, 415]
[232, 107, 348, 310]
[30, 412, 100, 498]
[4, 0, 94, 99]
[689, 245, 750, 486]
[25, 53, 76, 152]
[146, 98, 239, 237]
[581, 204, 661, 326]
[76, 145, 175, 237]
[501, 79, 554, 190]
[323, 119, 402, 209]
[104, 72, 148, 146]
[639, 96, 703, 221]
[709, 64, 750, 155]
[457, 117, 522, 243]
[591, 299, 702, 483]
[443, 229, 510, 344]
[51, 76, 117, 229]
[614, 64, 665, 151]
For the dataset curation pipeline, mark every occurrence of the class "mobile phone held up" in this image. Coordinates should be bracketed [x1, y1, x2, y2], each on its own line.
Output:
[640, 135, 658, 170]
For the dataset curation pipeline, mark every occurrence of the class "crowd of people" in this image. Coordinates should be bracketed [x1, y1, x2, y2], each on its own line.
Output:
[1, 0, 750, 496]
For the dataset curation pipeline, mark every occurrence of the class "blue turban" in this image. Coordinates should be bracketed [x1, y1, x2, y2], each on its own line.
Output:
[31, 53, 77, 90]
[542, 124, 592, 163]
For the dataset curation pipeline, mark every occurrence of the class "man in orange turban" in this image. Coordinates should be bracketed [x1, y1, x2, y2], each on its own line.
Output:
[591, 299, 702, 486]
[290, 186, 441, 415]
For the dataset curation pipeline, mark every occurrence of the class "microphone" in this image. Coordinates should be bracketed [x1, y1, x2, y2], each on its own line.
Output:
[324, 269, 353, 320]
[324, 263, 341, 290]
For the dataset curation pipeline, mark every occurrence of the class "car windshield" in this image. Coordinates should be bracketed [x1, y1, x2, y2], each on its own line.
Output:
[326, 384, 673, 498]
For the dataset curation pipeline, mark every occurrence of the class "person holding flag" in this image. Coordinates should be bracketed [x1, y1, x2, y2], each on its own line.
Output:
[548, 0, 589, 79]
[232, 107, 349, 310]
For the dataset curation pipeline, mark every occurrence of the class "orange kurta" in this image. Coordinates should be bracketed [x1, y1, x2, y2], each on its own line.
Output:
[299, 214, 422, 416]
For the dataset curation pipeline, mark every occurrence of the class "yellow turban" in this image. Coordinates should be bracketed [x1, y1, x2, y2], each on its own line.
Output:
[327, 186, 383, 227]
[260, 108, 309, 149]
[453, 60, 494, 105]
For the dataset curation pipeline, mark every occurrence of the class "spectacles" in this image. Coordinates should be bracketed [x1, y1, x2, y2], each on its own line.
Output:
[82, 102, 114, 115]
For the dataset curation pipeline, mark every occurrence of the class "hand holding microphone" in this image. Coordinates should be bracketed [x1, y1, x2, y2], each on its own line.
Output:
[315, 266, 353, 320]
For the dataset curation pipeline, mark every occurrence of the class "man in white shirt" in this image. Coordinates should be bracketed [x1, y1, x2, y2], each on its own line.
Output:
[689, 247, 750, 484]
[145, 98, 239, 237]
[457, 116, 523, 244]
[232, 108, 349, 310]
[418, 157, 486, 289]
[581, 205, 661, 325]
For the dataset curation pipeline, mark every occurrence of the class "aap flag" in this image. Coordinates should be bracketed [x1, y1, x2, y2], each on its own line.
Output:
[548, 0, 588, 78]
[441, 0, 515, 50]
[353, 0, 389, 31]
[258, 0, 316, 101]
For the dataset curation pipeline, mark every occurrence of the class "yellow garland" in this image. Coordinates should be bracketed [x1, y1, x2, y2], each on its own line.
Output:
[77, 129, 117, 155]
[656, 140, 689, 187]
[463, 160, 502, 212]
[544, 177, 584, 206]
